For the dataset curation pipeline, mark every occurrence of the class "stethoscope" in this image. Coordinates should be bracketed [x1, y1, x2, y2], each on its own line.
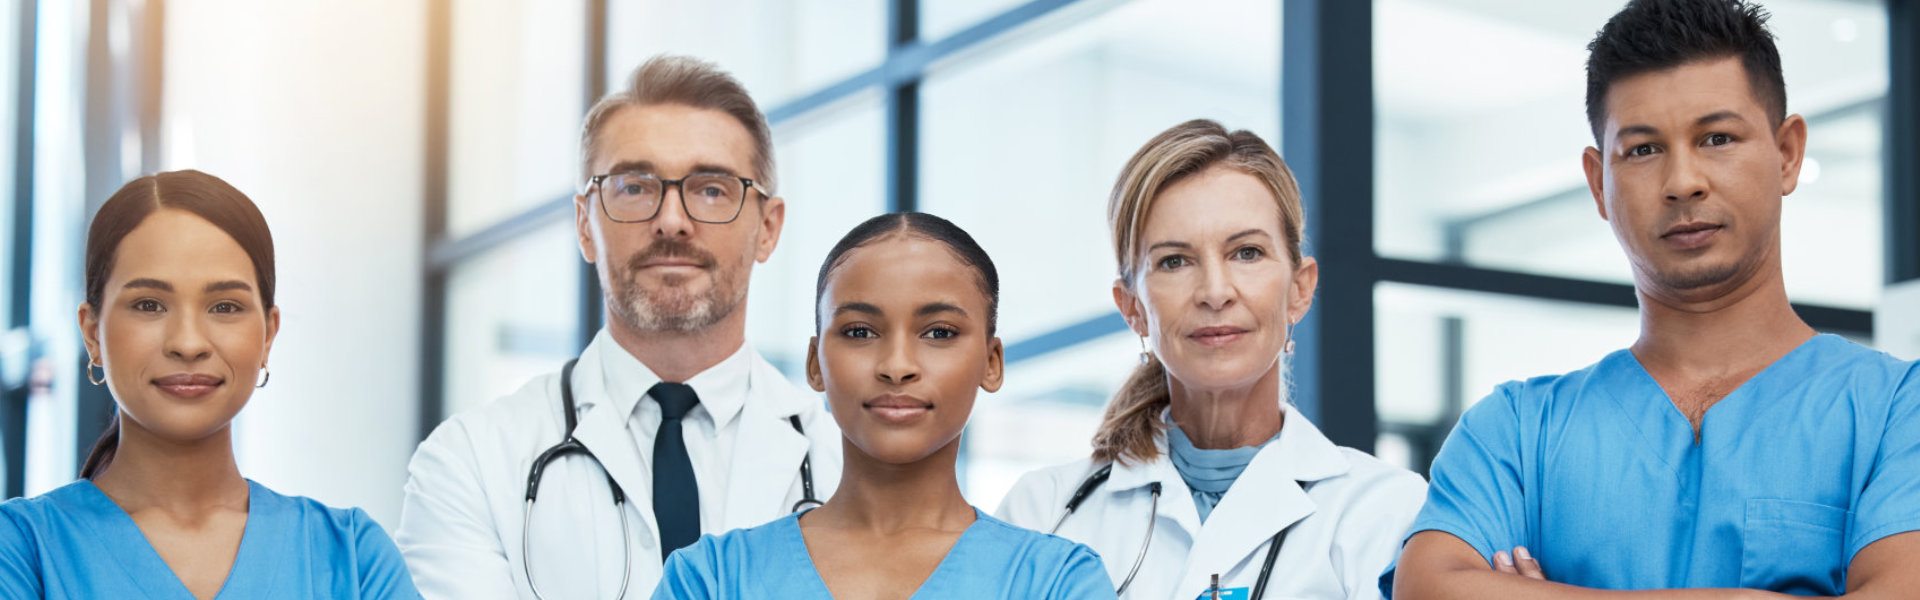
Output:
[1049, 463, 1305, 600]
[522, 358, 823, 600]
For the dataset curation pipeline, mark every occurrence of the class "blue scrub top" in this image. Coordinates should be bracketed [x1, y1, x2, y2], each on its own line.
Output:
[1381, 335, 1920, 596]
[655, 507, 1116, 599]
[0, 479, 421, 599]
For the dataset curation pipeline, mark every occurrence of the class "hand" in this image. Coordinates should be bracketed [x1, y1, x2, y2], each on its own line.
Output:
[1491, 546, 1547, 581]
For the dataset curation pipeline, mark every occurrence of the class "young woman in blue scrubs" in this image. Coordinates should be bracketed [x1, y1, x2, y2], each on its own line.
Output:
[0, 170, 419, 599]
[653, 213, 1114, 599]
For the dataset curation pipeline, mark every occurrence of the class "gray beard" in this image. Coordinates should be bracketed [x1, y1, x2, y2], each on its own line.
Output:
[607, 271, 743, 334]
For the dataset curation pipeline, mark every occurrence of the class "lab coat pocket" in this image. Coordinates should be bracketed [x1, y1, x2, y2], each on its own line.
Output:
[1740, 499, 1847, 595]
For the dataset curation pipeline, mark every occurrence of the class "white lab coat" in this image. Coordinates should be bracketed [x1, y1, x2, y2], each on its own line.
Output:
[395, 335, 843, 599]
[997, 404, 1425, 600]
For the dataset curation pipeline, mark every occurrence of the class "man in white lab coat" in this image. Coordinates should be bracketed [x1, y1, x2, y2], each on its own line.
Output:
[395, 54, 842, 599]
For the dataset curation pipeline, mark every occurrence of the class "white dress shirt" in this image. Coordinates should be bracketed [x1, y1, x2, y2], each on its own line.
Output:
[597, 332, 753, 533]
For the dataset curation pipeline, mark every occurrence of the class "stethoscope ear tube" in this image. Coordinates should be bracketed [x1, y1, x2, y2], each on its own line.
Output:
[788, 415, 820, 512]
[1113, 482, 1160, 597]
[1051, 463, 1115, 534]
[1049, 463, 1154, 596]
[523, 358, 634, 600]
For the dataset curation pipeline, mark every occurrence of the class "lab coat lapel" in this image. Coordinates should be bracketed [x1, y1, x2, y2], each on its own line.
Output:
[1177, 404, 1350, 595]
[721, 357, 810, 530]
[1107, 441, 1204, 545]
[566, 348, 660, 544]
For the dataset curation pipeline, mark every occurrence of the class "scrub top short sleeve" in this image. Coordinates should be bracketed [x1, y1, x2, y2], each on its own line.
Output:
[1377, 382, 1534, 596]
[1847, 363, 1920, 561]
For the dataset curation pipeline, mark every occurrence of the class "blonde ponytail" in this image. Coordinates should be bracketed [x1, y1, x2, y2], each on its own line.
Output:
[1092, 354, 1171, 464]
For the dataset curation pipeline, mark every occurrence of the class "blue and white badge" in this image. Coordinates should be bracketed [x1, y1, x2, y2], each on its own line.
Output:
[1193, 587, 1249, 600]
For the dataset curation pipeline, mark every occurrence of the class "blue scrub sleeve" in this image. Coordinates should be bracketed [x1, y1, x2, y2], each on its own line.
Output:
[0, 508, 42, 598]
[1045, 545, 1118, 599]
[351, 509, 425, 599]
[1380, 384, 1530, 597]
[1846, 363, 1920, 563]
[653, 538, 721, 600]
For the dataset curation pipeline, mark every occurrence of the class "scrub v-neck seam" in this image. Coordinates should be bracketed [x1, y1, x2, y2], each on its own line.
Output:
[1620, 335, 1827, 446]
[75, 479, 259, 600]
[215, 480, 280, 598]
[1589, 352, 1683, 472]
[789, 507, 986, 599]
[784, 513, 837, 597]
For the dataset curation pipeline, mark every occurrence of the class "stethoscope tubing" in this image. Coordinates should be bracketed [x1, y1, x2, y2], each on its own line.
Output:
[520, 358, 820, 599]
[1053, 463, 1301, 600]
[525, 496, 633, 600]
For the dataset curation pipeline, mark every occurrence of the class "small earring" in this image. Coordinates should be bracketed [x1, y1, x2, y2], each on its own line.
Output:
[87, 363, 106, 386]
[256, 367, 271, 389]
[1138, 336, 1152, 366]
[1283, 321, 1297, 355]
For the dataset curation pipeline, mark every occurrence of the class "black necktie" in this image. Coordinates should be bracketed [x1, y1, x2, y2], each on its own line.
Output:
[649, 382, 701, 560]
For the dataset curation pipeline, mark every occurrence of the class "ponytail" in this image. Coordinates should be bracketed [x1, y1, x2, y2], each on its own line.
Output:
[1091, 354, 1171, 465]
[79, 413, 119, 479]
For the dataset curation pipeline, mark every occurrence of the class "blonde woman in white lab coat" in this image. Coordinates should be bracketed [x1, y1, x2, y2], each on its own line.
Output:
[996, 119, 1426, 600]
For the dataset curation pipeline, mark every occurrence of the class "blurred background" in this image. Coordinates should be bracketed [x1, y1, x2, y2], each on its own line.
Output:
[0, 0, 1914, 530]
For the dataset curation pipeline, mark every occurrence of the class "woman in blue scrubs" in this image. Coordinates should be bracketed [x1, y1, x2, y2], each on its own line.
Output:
[0, 170, 419, 599]
[653, 213, 1114, 599]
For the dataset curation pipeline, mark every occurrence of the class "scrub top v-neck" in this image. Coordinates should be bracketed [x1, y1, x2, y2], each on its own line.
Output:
[654, 507, 1114, 599]
[1385, 335, 1920, 596]
[0, 479, 420, 599]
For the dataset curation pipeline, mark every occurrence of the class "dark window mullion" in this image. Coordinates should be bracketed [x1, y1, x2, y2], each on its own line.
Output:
[579, 0, 608, 348]
[886, 0, 919, 214]
[1889, 0, 1919, 285]
[3, 0, 36, 499]
[1283, 0, 1377, 452]
[417, 0, 452, 440]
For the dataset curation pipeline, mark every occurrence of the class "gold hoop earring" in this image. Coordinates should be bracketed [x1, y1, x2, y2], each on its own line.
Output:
[256, 367, 271, 389]
[87, 363, 106, 386]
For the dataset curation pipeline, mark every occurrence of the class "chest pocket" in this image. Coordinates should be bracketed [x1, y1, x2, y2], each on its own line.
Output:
[1741, 499, 1847, 595]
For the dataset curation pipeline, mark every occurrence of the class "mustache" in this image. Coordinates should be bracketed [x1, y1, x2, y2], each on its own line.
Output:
[625, 239, 717, 272]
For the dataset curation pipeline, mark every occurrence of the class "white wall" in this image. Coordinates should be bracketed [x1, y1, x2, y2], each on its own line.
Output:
[161, 0, 426, 525]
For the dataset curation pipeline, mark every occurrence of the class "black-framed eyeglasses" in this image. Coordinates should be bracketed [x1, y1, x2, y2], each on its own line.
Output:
[585, 171, 770, 224]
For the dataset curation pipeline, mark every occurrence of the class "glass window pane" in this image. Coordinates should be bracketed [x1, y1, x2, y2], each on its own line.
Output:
[1373, 0, 1888, 310]
[745, 92, 887, 380]
[441, 222, 582, 420]
[605, 0, 886, 109]
[920, 0, 1030, 41]
[447, 0, 586, 236]
[966, 329, 1136, 510]
[921, 0, 1280, 344]
[1375, 282, 1639, 473]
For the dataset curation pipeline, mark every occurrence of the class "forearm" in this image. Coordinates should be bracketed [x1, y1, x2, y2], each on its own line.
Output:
[1393, 533, 1804, 600]
[1397, 569, 1789, 600]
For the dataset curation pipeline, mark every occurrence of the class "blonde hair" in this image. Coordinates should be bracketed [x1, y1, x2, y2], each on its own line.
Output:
[579, 54, 777, 194]
[1091, 119, 1306, 465]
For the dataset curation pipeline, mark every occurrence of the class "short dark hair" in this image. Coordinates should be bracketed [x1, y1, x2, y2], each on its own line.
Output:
[1585, 0, 1786, 145]
[814, 212, 1000, 336]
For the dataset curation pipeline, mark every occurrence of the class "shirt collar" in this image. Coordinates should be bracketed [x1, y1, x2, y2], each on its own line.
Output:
[593, 328, 754, 428]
